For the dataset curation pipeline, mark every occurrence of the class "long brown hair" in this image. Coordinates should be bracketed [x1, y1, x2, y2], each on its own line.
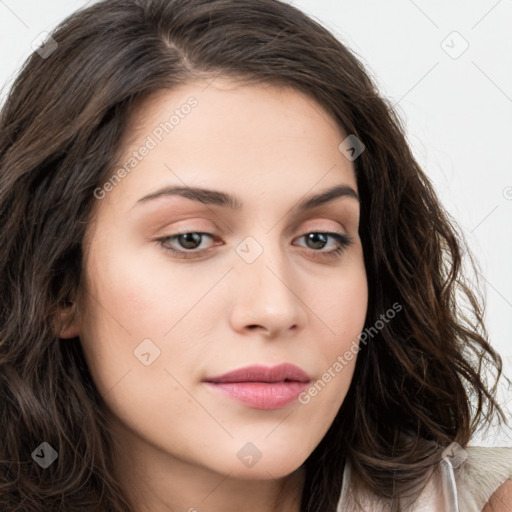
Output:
[0, 0, 507, 510]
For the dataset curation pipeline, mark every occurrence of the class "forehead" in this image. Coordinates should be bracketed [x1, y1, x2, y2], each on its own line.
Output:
[98, 78, 357, 214]
[120, 77, 350, 162]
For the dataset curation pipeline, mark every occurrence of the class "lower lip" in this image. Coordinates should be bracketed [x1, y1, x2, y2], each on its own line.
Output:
[204, 381, 309, 410]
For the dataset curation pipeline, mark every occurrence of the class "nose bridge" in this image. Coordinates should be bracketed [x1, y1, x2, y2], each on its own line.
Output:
[230, 232, 306, 333]
[235, 233, 290, 294]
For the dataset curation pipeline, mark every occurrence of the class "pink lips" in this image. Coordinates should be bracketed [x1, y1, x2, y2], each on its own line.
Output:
[203, 363, 311, 410]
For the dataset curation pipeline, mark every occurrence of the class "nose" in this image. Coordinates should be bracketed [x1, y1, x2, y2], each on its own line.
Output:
[228, 238, 308, 338]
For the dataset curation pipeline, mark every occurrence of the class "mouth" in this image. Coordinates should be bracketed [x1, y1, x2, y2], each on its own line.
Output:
[203, 363, 311, 410]
[203, 362, 311, 384]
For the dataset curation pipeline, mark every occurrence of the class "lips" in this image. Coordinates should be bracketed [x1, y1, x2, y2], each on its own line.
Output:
[203, 363, 311, 384]
[203, 363, 312, 410]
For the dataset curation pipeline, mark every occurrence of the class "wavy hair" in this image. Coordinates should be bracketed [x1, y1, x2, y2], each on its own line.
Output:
[0, 0, 507, 510]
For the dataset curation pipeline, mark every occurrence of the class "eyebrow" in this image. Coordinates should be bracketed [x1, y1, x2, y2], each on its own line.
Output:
[135, 183, 359, 211]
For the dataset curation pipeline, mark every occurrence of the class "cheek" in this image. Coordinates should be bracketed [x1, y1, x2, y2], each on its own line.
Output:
[77, 245, 160, 395]
[81, 241, 191, 336]
[320, 260, 368, 348]
[309, 261, 367, 398]
[77, 241, 216, 394]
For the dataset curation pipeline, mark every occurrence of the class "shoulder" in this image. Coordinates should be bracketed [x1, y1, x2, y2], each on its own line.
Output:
[482, 478, 512, 512]
[336, 445, 512, 511]
[457, 446, 512, 512]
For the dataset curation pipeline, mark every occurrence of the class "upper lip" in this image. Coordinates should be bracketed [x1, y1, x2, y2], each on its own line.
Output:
[203, 363, 311, 383]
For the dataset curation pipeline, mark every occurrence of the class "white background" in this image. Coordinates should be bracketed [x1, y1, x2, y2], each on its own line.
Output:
[1, 0, 511, 446]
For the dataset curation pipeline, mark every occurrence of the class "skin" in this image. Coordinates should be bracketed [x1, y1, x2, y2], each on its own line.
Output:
[483, 479, 512, 512]
[59, 78, 368, 512]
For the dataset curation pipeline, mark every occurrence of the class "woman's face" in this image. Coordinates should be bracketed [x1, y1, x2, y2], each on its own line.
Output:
[68, 78, 367, 485]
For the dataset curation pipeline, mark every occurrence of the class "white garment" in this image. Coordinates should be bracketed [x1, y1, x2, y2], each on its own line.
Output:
[336, 446, 512, 511]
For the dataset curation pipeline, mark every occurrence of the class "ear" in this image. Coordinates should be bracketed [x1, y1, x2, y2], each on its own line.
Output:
[55, 302, 80, 339]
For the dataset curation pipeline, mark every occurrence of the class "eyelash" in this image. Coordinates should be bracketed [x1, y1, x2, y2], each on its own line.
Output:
[156, 231, 354, 260]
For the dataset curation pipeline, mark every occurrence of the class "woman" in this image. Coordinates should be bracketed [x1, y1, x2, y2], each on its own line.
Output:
[0, 0, 510, 510]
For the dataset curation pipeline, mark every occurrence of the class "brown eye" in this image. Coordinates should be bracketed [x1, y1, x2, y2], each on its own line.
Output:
[157, 232, 216, 258]
[175, 233, 203, 250]
[294, 232, 353, 258]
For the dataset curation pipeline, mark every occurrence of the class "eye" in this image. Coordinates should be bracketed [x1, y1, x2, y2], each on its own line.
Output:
[156, 231, 353, 260]
[157, 232, 216, 258]
[293, 232, 353, 259]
